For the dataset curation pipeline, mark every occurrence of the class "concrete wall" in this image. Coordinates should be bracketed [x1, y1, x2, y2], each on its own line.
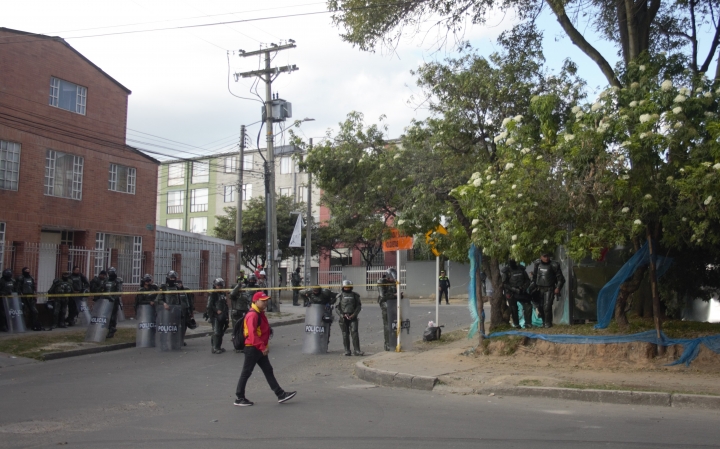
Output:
[343, 265, 374, 300]
[405, 261, 436, 299]
[448, 261, 472, 299]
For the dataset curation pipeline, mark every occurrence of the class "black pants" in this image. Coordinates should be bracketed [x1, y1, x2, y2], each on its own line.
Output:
[439, 288, 449, 304]
[236, 345, 284, 400]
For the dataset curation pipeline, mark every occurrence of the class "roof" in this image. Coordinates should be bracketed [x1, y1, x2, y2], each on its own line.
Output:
[0, 27, 131, 94]
[126, 145, 161, 164]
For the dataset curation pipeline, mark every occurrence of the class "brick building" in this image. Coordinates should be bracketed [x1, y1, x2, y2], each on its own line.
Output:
[0, 28, 159, 290]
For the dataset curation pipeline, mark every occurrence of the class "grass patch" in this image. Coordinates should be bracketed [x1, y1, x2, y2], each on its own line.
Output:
[518, 379, 543, 387]
[0, 328, 135, 360]
[414, 328, 468, 350]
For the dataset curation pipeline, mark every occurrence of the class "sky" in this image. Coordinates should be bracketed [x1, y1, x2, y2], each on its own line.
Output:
[2, 0, 616, 161]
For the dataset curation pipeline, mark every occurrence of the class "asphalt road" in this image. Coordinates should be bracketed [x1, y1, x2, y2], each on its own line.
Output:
[0, 303, 719, 448]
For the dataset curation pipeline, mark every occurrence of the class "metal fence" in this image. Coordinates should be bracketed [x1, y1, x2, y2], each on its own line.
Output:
[366, 265, 406, 291]
[317, 265, 343, 287]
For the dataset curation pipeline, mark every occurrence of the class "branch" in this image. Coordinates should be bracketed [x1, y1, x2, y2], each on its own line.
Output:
[700, 11, 720, 73]
[545, 0, 622, 87]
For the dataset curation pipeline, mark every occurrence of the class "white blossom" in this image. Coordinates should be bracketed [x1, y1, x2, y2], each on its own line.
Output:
[571, 106, 581, 113]
[673, 122, 683, 129]
[597, 122, 610, 133]
[672, 107, 682, 114]
[713, 163, 720, 170]
[591, 102, 602, 111]
[661, 80, 673, 91]
[576, 111, 585, 119]
[621, 207, 630, 213]
[705, 92, 714, 98]
[511, 235, 517, 241]
[639, 114, 651, 123]
[634, 219, 643, 225]
[679, 87, 691, 96]
[579, 233, 585, 237]
[667, 176, 674, 182]
[639, 132, 648, 139]
[486, 175, 492, 180]
[543, 239, 549, 244]
[506, 138, 515, 145]
[630, 82, 640, 89]
[490, 194, 496, 199]
[639, 65, 646, 71]
[644, 194, 652, 199]
[472, 218, 480, 226]
[674, 95, 687, 103]
[705, 111, 716, 117]
[629, 101, 638, 107]
[640, 100, 647, 105]
[514, 115, 523, 123]
[520, 148, 530, 155]
[490, 180, 497, 185]
[704, 195, 713, 205]
[517, 193, 523, 198]
[537, 156, 543, 160]
[473, 178, 482, 187]
[622, 175, 630, 180]
[501, 117, 512, 127]
[471, 172, 481, 180]
[511, 244, 517, 249]
[682, 217, 687, 222]
[621, 115, 629, 120]
[702, 162, 712, 167]
[393, 153, 401, 159]
[620, 141, 631, 148]
[511, 184, 517, 189]
[494, 132, 508, 143]
[680, 168, 685, 173]
[598, 200, 603, 205]
[696, 87, 704, 93]
[617, 155, 626, 162]
[565, 134, 575, 142]
[505, 163, 515, 170]
[472, 228, 478, 234]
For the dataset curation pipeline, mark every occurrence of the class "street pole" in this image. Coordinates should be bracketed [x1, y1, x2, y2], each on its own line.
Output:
[237, 42, 297, 313]
[435, 255, 439, 327]
[396, 249, 401, 352]
[304, 138, 312, 287]
[235, 125, 245, 277]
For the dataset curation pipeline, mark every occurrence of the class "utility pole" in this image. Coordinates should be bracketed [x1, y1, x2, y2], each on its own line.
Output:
[235, 125, 245, 276]
[304, 138, 312, 287]
[236, 42, 298, 312]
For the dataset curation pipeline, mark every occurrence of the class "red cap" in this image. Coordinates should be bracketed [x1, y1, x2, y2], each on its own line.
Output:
[252, 291, 270, 302]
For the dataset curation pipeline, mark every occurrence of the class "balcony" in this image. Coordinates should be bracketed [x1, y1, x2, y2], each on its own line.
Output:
[190, 204, 208, 213]
[167, 205, 184, 214]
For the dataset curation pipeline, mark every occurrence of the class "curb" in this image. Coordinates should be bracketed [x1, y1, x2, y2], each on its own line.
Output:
[354, 358, 720, 410]
[40, 317, 305, 361]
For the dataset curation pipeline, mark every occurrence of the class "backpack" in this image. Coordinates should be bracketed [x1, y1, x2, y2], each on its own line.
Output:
[423, 326, 442, 342]
[231, 319, 246, 352]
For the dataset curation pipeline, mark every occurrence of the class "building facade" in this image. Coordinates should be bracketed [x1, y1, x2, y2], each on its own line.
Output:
[0, 28, 159, 289]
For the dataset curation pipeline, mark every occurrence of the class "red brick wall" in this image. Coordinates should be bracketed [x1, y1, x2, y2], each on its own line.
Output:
[0, 29, 158, 254]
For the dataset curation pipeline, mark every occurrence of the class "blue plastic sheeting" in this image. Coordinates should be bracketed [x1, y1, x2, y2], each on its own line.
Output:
[595, 242, 673, 329]
[488, 330, 720, 366]
[467, 244, 484, 339]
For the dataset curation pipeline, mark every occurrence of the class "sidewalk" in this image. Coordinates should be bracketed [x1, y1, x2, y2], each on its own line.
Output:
[355, 334, 720, 410]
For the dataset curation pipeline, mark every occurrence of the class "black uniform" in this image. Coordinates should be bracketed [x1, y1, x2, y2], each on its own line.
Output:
[501, 261, 532, 328]
[335, 289, 363, 356]
[135, 283, 159, 310]
[15, 272, 42, 330]
[0, 272, 16, 331]
[377, 275, 398, 351]
[89, 275, 107, 296]
[229, 283, 251, 328]
[177, 285, 195, 342]
[207, 290, 229, 353]
[530, 257, 565, 328]
[291, 269, 302, 306]
[100, 274, 123, 337]
[68, 272, 90, 326]
[47, 276, 72, 329]
[438, 274, 450, 304]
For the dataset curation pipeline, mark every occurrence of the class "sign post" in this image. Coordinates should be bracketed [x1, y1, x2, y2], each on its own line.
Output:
[383, 228, 413, 352]
[425, 225, 447, 327]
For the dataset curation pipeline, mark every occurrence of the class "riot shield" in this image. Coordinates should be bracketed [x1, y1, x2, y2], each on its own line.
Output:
[155, 305, 182, 351]
[302, 304, 329, 354]
[117, 302, 126, 322]
[386, 296, 413, 351]
[3, 293, 26, 333]
[85, 298, 114, 342]
[135, 304, 156, 348]
[75, 298, 92, 325]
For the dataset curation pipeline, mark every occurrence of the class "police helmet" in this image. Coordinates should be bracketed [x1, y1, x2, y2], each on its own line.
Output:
[385, 268, 397, 281]
[213, 278, 225, 288]
[107, 267, 117, 279]
[2, 268, 12, 278]
[61, 270, 71, 280]
[247, 274, 257, 283]
[166, 270, 178, 284]
[187, 318, 198, 330]
[507, 259, 518, 269]
[312, 285, 322, 293]
[342, 280, 353, 291]
[142, 274, 153, 284]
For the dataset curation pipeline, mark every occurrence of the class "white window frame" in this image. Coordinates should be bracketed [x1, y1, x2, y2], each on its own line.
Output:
[108, 163, 136, 194]
[167, 191, 184, 214]
[242, 183, 253, 201]
[280, 156, 292, 174]
[224, 185, 236, 203]
[49, 77, 87, 115]
[190, 188, 209, 212]
[192, 161, 209, 184]
[0, 222, 5, 271]
[165, 218, 183, 230]
[0, 140, 21, 191]
[279, 187, 292, 197]
[298, 186, 308, 203]
[189, 216, 208, 235]
[44, 149, 83, 200]
[168, 163, 184, 186]
[224, 156, 237, 173]
[243, 154, 253, 170]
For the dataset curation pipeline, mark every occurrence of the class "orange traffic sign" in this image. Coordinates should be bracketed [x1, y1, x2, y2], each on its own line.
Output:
[383, 228, 413, 252]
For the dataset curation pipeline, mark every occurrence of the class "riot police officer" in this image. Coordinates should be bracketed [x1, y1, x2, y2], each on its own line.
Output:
[206, 278, 229, 354]
[176, 279, 195, 344]
[135, 274, 159, 311]
[90, 270, 107, 296]
[47, 270, 73, 329]
[101, 267, 123, 338]
[529, 252, 565, 328]
[15, 267, 42, 331]
[377, 268, 399, 352]
[67, 266, 90, 326]
[335, 280, 363, 356]
[291, 267, 302, 306]
[501, 259, 532, 328]
[229, 278, 251, 329]
[300, 285, 337, 344]
[0, 268, 16, 332]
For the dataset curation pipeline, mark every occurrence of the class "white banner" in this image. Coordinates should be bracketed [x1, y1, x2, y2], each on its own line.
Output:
[289, 215, 304, 247]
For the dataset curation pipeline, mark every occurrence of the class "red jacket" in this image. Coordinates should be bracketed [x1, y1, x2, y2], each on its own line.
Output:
[244, 304, 270, 351]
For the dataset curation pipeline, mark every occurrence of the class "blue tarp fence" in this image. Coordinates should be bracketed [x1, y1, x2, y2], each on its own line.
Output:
[467, 244, 484, 339]
[487, 330, 720, 366]
[595, 242, 673, 329]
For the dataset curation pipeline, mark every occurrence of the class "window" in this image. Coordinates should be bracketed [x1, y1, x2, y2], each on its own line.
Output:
[280, 156, 292, 174]
[166, 218, 183, 230]
[167, 191, 184, 214]
[224, 185, 236, 203]
[108, 164, 136, 194]
[94, 233, 142, 283]
[243, 154, 253, 170]
[192, 161, 209, 184]
[0, 140, 21, 191]
[279, 187, 292, 197]
[44, 150, 83, 200]
[168, 163, 184, 186]
[189, 216, 207, 235]
[298, 186, 309, 203]
[190, 188, 208, 212]
[224, 156, 237, 173]
[0, 222, 5, 271]
[49, 77, 87, 115]
[242, 183, 253, 201]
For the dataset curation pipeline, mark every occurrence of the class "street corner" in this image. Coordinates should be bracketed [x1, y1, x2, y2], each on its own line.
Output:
[0, 352, 38, 368]
[354, 353, 438, 391]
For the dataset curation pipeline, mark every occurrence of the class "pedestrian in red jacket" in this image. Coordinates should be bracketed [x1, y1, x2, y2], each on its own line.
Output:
[234, 291, 296, 407]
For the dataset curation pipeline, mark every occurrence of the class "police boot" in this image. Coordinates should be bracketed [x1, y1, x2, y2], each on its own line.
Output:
[106, 327, 116, 338]
[342, 331, 351, 356]
[543, 295, 553, 328]
[352, 332, 364, 356]
[56, 314, 67, 329]
[211, 335, 217, 353]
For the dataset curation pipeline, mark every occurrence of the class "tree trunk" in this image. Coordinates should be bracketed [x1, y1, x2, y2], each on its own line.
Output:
[476, 265, 485, 348]
[482, 256, 505, 331]
[647, 233, 665, 356]
[614, 265, 647, 329]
